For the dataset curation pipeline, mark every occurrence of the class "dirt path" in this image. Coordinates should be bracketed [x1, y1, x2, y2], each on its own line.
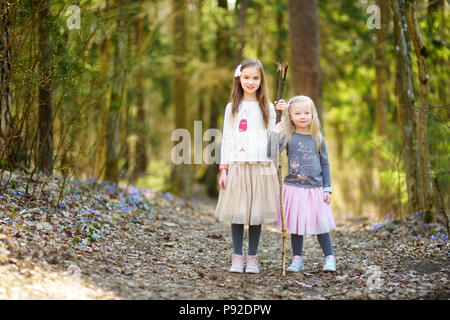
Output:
[77, 201, 449, 300]
[0, 173, 448, 300]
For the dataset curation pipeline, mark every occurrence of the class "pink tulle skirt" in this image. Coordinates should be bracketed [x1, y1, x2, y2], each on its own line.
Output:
[275, 184, 336, 235]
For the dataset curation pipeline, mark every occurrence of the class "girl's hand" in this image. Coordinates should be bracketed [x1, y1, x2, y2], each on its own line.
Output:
[271, 121, 284, 134]
[219, 169, 228, 189]
[324, 192, 331, 205]
[275, 99, 288, 114]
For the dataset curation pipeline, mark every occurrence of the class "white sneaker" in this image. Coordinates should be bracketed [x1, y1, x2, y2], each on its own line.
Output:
[322, 255, 336, 271]
[286, 255, 304, 272]
[245, 255, 260, 274]
[229, 254, 245, 273]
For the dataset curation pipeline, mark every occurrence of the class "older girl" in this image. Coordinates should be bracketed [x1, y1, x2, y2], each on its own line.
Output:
[215, 59, 281, 274]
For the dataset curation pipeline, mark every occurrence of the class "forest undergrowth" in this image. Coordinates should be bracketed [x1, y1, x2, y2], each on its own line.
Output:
[0, 169, 448, 300]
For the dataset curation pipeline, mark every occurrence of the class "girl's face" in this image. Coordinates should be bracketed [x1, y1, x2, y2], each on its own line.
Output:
[239, 66, 261, 97]
[289, 102, 313, 130]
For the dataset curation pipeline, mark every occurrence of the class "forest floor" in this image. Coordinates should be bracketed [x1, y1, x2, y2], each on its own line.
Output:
[0, 169, 448, 300]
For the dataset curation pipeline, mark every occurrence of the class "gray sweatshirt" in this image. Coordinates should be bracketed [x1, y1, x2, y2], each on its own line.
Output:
[267, 131, 333, 193]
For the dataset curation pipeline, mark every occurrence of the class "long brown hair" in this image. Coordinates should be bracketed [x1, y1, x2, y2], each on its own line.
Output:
[230, 59, 271, 128]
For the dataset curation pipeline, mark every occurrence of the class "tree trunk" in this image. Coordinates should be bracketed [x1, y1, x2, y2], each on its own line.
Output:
[171, 0, 192, 197]
[374, 0, 390, 214]
[94, 24, 111, 181]
[427, 0, 444, 13]
[195, 0, 208, 186]
[37, 0, 53, 175]
[274, 0, 288, 96]
[196, 0, 207, 124]
[105, 2, 125, 183]
[132, 0, 148, 183]
[375, 0, 389, 137]
[334, 123, 344, 171]
[389, 0, 420, 214]
[205, 0, 231, 198]
[287, 0, 322, 122]
[255, 3, 263, 59]
[235, 0, 249, 65]
[405, 0, 435, 223]
[358, 164, 373, 216]
[0, 1, 16, 167]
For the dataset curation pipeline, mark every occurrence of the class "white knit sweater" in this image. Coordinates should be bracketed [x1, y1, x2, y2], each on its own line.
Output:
[220, 100, 276, 165]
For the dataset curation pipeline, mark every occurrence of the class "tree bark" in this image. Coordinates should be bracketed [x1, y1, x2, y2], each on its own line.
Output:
[105, 1, 126, 183]
[375, 0, 389, 137]
[287, 0, 322, 123]
[274, 0, 288, 96]
[374, 0, 390, 214]
[427, 0, 444, 13]
[205, 0, 231, 198]
[405, 0, 435, 223]
[196, 0, 207, 124]
[0, 1, 16, 167]
[389, 0, 420, 213]
[235, 0, 249, 65]
[171, 0, 192, 197]
[132, 0, 148, 183]
[37, 0, 53, 175]
[274, 0, 287, 62]
[94, 18, 111, 181]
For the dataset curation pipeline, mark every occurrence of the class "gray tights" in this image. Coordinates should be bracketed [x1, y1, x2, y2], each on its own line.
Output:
[231, 224, 261, 256]
[291, 233, 334, 257]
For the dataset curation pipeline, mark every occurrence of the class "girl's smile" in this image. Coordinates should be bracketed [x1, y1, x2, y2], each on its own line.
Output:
[239, 66, 261, 98]
[289, 102, 313, 132]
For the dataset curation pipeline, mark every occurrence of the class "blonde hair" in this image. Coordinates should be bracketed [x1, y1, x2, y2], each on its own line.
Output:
[282, 95, 324, 154]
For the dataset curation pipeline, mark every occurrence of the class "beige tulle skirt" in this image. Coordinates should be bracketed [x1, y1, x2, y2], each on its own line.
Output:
[215, 161, 280, 225]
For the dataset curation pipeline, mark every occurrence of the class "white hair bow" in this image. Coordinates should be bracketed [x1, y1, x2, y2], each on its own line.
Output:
[234, 64, 242, 78]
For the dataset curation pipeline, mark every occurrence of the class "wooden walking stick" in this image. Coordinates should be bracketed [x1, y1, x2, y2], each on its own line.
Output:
[275, 62, 288, 277]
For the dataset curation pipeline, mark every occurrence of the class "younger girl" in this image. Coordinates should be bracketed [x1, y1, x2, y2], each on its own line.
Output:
[268, 95, 337, 272]
[215, 59, 281, 274]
